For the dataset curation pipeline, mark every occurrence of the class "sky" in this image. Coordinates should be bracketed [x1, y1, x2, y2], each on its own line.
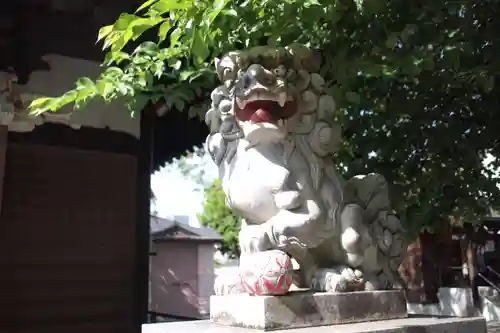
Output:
[150, 149, 218, 227]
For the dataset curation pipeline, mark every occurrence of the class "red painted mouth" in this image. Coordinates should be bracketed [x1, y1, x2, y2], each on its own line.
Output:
[235, 100, 297, 124]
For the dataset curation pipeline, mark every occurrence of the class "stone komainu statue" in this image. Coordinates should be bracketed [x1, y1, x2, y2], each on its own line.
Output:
[204, 44, 407, 295]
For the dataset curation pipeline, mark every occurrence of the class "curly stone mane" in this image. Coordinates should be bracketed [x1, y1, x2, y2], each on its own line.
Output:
[205, 45, 344, 237]
[206, 45, 408, 296]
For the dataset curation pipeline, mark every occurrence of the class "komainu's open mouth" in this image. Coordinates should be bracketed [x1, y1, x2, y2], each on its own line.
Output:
[235, 92, 297, 125]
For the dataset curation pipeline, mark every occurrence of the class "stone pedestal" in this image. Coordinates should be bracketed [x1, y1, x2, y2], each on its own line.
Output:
[210, 290, 407, 330]
[142, 317, 487, 333]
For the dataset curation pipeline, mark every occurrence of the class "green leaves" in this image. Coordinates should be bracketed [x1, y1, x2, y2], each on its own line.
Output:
[199, 179, 242, 259]
[385, 34, 399, 49]
[29, 0, 234, 116]
[345, 91, 361, 104]
[105, 14, 163, 55]
[480, 75, 495, 93]
[32, 0, 321, 115]
[97, 25, 113, 43]
[158, 20, 171, 40]
[135, 0, 159, 13]
[27, 0, 500, 233]
[191, 29, 210, 63]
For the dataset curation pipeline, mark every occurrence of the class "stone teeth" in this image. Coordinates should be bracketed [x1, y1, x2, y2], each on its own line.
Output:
[237, 98, 247, 109]
[278, 93, 286, 107]
[241, 92, 284, 106]
[247, 94, 260, 102]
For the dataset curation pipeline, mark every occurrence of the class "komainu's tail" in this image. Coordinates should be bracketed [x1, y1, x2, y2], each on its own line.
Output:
[343, 173, 408, 289]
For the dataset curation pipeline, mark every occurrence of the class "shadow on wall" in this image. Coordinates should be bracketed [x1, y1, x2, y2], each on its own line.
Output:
[150, 267, 200, 319]
[149, 239, 216, 319]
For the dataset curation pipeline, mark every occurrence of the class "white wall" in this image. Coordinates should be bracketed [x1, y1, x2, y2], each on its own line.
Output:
[1, 54, 140, 137]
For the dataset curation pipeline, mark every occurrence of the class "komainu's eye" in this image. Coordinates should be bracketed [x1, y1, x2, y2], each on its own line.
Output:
[273, 65, 286, 77]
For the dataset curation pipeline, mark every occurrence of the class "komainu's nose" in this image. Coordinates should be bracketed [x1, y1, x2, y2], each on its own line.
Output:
[246, 64, 276, 86]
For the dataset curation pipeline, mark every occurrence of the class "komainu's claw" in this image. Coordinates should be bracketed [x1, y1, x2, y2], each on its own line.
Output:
[310, 267, 365, 292]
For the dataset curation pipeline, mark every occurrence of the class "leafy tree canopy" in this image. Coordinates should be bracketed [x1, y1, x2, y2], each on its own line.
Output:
[28, 0, 500, 236]
[198, 179, 241, 259]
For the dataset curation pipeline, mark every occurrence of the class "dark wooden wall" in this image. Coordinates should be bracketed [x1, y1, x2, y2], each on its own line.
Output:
[0, 124, 146, 333]
[0, 0, 208, 331]
[0, 0, 144, 83]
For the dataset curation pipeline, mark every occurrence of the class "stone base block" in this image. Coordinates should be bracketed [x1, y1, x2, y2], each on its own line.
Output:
[142, 317, 487, 333]
[210, 290, 407, 330]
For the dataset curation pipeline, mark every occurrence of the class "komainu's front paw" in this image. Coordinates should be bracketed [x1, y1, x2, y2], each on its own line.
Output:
[311, 267, 365, 292]
[238, 224, 272, 254]
[214, 273, 245, 296]
[338, 267, 365, 292]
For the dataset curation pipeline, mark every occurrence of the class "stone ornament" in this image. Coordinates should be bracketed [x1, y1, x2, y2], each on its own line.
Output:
[239, 249, 294, 296]
[205, 44, 407, 296]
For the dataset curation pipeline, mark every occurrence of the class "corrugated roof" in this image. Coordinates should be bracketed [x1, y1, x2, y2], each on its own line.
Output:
[150, 216, 222, 242]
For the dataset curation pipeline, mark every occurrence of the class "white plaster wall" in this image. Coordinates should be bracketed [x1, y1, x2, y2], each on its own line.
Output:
[479, 286, 500, 322]
[483, 297, 500, 322]
[407, 287, 500, 322]
[1, 54, 140, 137]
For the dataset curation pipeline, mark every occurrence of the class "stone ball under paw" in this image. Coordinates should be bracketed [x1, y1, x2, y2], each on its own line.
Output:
[239, 250, 294, 296]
